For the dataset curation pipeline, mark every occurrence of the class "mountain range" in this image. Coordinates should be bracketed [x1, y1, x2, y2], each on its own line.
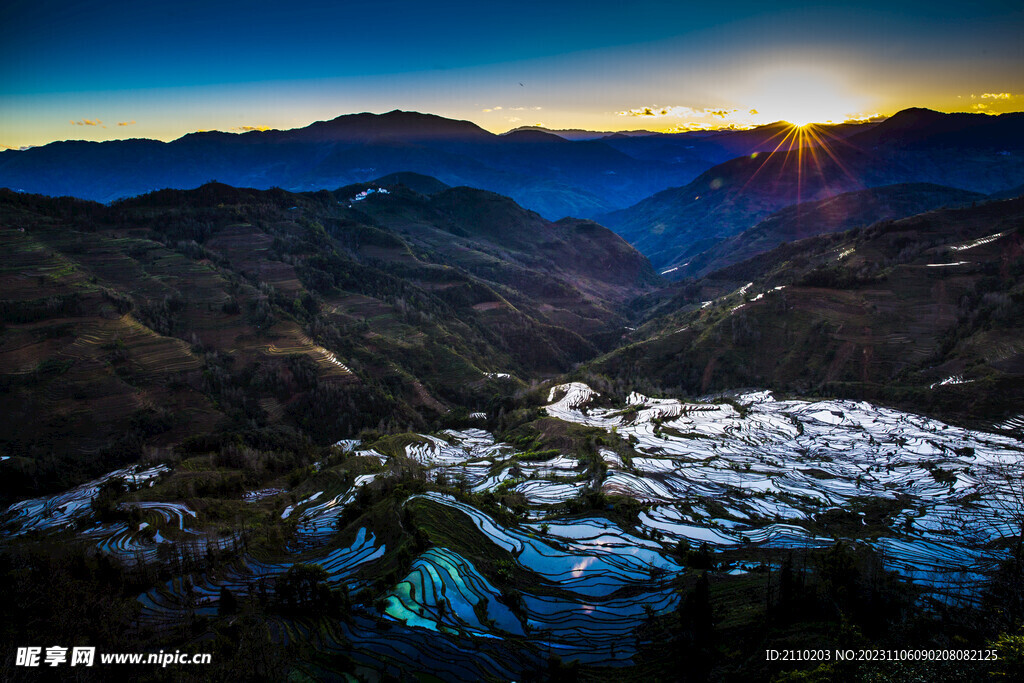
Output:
[0, 110, 718, 221]
[600, 109, 1024, 272]
[6, 108, 1022, 288]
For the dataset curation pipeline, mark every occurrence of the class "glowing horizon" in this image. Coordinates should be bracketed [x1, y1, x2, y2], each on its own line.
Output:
[7, 104, 1022, 152]
[1, 1, 1022, 149]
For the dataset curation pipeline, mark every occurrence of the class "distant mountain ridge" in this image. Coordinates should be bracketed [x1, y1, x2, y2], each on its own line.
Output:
[0, 110, 888, 222]
[504, 126, 659, 141]
[846, 107, 1024, 149]
[0, 110, 717, 220]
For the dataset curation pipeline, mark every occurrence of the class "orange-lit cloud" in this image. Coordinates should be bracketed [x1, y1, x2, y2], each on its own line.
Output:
[981, 92, 1012, 99]
[614, 96, 882, 132]
[616, 104, 759, 131]
[70, 119, 102, 126]
[617, 105, 742, 120]
[843, 113, 885, 123]
[617, 105, 702, 117]
[117, 120, 136, 126]
[234, 125, 270, 131]
[617, 106, 673, 117]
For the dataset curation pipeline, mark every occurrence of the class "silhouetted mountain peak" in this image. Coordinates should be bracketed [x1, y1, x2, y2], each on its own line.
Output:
[500, 129, 569, 144]
[850, 107, 1024, 149]
[291, 110, 494, 143]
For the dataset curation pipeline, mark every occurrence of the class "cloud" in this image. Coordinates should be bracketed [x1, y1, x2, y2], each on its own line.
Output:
[748, 109, 759, 115]
[843, 113, 886, 123]
[70, 119, 102, 126]
[506, 116, 521, 123]
[617, 106, 676, 117]
[982, 92, 1012, 99]
[117, 120, 136, 126]
[233, 125, 270, 132]
[616, 105, 738, 119]
[616, 105, 688, 117]
[972, 103, 989, 110]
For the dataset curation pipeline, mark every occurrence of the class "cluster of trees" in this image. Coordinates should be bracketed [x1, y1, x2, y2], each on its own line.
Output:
[635, 536, 1024, 681]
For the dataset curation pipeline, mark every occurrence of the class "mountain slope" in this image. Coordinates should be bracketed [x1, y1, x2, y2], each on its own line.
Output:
[0, 181, 657, 499]
[592, 196, 1024, 427]
[677, 183, 987, 278]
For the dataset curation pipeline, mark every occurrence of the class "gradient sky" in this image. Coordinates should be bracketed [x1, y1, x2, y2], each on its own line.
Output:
[2, 0, 1023, 148]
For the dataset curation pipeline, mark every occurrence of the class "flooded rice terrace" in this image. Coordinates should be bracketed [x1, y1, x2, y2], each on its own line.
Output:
[3, 382, 1022, 676]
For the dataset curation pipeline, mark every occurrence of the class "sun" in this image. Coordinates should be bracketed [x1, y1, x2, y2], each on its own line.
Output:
[746, 67, 866, 126]
[786, 116, 816, 128]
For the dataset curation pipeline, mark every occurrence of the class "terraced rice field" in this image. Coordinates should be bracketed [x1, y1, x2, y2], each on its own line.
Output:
[136, 527, 385, 630]
[3, 381, 1022, 675]
[263, 326, 353, 378]
[0, 464, 246, 566]
[544, 382, 1024, 597]
[1, 464, 169, 536]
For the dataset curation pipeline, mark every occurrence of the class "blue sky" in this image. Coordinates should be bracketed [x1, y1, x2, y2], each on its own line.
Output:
[2, 1, 1022, 147]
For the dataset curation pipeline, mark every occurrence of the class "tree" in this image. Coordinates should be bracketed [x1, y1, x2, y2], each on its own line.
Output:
[219, 586, 238, 615]
[273, 563, 342, 614]
[951, 461, 1024, 630]
[671, 571, 715, 681]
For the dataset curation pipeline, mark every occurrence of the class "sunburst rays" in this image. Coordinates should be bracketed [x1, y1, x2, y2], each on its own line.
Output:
[732, 121, 864, 207]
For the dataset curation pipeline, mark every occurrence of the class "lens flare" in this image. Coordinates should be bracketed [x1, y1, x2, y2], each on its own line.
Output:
[733, 120, 864, 213]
